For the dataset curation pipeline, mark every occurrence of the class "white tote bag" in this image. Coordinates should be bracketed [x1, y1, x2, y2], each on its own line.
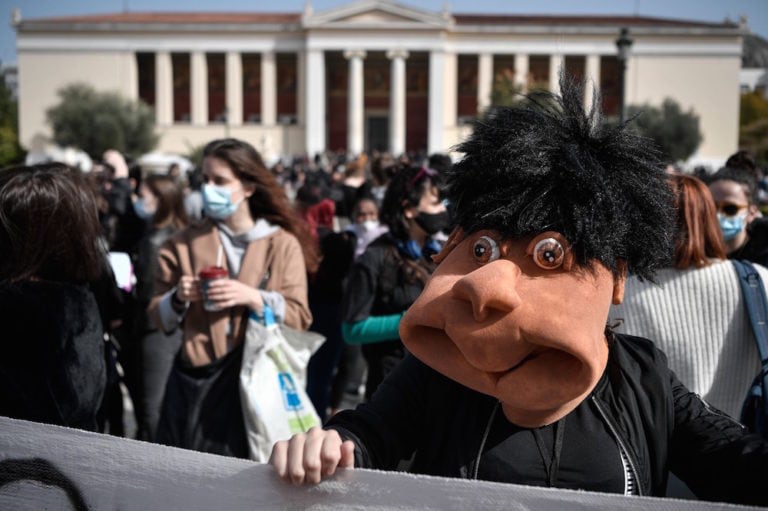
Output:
[239, 306, 325, 462]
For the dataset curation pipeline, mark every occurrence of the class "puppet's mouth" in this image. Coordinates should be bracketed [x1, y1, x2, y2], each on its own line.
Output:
[490, 352, 538, 378]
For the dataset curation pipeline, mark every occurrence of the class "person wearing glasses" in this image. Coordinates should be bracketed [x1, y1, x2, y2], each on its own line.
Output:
[708, 166, 768, 266]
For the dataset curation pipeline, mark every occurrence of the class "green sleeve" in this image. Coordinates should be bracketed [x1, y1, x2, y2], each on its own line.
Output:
[342, 313, 403, 345]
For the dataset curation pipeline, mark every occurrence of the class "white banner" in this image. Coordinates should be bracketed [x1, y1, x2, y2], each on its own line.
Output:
[0, 416, 759, 510]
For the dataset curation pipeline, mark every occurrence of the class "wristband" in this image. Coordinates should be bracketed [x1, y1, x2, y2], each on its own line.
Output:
[171, 288, 186, 309]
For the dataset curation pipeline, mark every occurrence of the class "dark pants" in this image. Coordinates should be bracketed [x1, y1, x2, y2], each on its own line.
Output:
[306, 301, 345, 422]
[156, 346, 248, 459]
[361, 340, 405, 401]
[137, 327, 182, 442]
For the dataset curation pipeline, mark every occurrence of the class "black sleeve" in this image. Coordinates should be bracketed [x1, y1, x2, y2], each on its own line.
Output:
[340, 248, 381, 323]
[668, 371, 768, 506]
[325, 354, 431, 470]
[135, 232, 159, 306]
[88, 257, 125, 330]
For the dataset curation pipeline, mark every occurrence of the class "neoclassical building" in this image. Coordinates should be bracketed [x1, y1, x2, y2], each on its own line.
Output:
[14, 0, 743, 165]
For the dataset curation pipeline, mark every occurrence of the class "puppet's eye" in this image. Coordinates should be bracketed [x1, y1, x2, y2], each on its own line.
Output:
[472, 236, 500, 264]
[532, 237, 565, 270]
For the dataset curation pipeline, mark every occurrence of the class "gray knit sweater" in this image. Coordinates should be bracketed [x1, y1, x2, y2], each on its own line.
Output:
[609, 259, 765, 419]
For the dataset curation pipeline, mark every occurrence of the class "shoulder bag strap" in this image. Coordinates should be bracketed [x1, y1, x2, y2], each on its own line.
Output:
[733, 260, 768, 369]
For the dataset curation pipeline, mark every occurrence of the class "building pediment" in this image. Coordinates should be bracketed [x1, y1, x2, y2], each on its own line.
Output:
[303, 0, 452, 30]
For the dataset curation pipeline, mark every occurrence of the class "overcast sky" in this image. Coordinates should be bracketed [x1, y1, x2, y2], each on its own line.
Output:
[1, 0, 766, 67]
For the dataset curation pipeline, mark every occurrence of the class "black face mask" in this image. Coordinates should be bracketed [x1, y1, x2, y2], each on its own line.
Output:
[414, 211, 449, 235]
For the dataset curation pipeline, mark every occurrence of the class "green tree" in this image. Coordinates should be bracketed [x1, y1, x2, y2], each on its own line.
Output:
[46, 83, 158, 160]
[490, 69, 523, 107]
[185, 142, 206, 169]
[739, 91, 768, 168]
[741, 90, 768, 126]
[626, 98, 702, 163]
[0, 67, 24, 167]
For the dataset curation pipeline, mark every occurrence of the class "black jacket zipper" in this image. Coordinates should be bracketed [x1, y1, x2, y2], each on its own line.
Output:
[591, 395, 644, 496]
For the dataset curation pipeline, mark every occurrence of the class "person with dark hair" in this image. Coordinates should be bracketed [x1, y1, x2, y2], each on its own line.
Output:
[183, 166, 204, 221]
[346, 197, 389, 259]
[148, 138, 316, 457]
[427, 152, 453, 174]
[331, 154, 371, 228]
[611, 173, 764, 420]
[370, 153, 397, 207]
[340, 165, 448, 400]
[129, 174, 189, 441]
[708, 165, 768, 266]
[270, 79, 768, 506]
[295, 172, 336, 242]
[0, 163, 106, 431]
[99, 149, 144, 253]
[725, 150, 761, 181]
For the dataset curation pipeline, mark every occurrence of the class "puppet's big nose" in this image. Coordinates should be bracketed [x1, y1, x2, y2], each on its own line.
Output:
[451, 260, 522, 322]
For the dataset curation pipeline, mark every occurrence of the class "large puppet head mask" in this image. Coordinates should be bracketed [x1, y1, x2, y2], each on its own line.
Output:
[400, 78, 674, 428]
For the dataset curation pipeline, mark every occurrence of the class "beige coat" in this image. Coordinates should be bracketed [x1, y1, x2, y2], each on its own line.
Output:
[148, 219, 312, 367]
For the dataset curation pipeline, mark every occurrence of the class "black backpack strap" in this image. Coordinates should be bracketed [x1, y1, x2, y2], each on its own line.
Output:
[733, 260, 768, 367]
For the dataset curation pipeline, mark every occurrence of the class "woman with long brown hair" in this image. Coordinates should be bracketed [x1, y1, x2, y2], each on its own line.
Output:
[611, 173, 764, 420]
[148, 138, 316, 457]
[0, 163, 106, 431]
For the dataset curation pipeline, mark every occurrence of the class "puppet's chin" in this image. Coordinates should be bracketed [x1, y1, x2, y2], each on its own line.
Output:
[402, 323, 606, 427]
[491, 349, 599, 421]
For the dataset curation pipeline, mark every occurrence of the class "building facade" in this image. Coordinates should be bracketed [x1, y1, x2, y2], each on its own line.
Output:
[15, 0, 743, 165]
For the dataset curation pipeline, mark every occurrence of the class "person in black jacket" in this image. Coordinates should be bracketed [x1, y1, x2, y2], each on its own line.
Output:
[270, 77, 768, 506]
[0, 163, 107, 431]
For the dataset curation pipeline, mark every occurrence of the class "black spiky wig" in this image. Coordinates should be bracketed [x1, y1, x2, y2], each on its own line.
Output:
[446, 76, 674, 281]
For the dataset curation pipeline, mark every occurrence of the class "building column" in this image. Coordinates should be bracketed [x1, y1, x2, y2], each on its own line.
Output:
[477, 53, 493, 114]
[191, 51, 208, 125]
[585, 54, 601, 111]
[344, 49, 366, 155]
[225, 52, 242, 125]
[305, 49, 326, 157]
[387, 49, 408, 156]
[444, 52, 458, 131]
[428, 50, 446, 154]
[549, 53, 564, 95]
[297, 51, 306, 126]
[127, 52, 138, 102]
[514, 53, 529, 92]
[155, 51, 173, 125]
[261, 51, 277, 126]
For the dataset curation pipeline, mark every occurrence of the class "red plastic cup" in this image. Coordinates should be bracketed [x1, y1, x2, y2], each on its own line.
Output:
[199, 266, 228, 311]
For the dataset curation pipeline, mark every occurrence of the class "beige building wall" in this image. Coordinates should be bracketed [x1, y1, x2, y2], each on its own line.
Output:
[18, 51, 137, 147]
[155, 125, 304, 164]
[627, 53, 741, 165]
[15, 17, 742, 165]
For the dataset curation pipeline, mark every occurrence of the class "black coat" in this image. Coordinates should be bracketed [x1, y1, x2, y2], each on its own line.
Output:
[0, 280, 106, 431]
[328, 333, 768, 506]
[729, 217, 768, 267]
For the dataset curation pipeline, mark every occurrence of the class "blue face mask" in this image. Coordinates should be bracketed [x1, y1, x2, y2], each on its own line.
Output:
[718, 213, 746, 242]
[202, 184, 242, 220]
[133, 198, 155, 220]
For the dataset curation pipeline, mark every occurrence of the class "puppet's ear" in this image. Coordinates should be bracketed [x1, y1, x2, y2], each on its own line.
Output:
[612, 259, 627, 305]
[432, 227, 465, 264]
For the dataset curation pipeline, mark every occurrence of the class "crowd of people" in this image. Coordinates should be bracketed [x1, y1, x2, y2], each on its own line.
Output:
[2, 77, 768, 506]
